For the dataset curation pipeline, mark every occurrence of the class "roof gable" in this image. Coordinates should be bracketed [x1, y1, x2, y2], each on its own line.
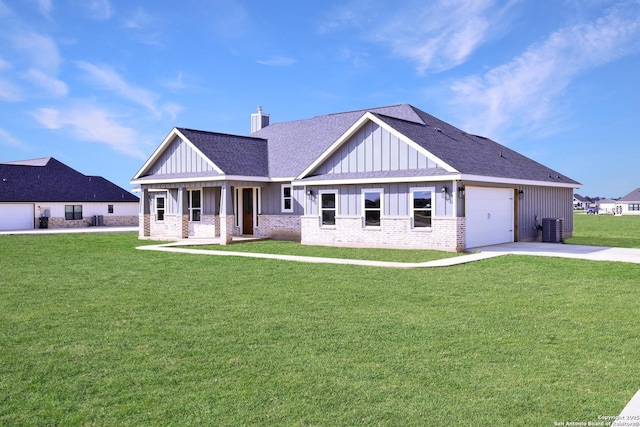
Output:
[0, 157, 138, 202]
[299, 112, 455, 180]
[620, 188, 640, 202]
[132, 128, 269, 182]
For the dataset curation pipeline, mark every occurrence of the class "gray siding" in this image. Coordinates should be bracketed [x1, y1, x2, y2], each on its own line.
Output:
[305, 182, 453, 217]
[311, 122, 439, 175]
[260, 183, 304, 215]
[148, 136, 219, 176]
[518, 186, 574, 240]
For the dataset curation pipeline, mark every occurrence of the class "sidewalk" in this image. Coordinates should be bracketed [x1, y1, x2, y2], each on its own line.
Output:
[0, 226, 138, 235]
[136, 240, 640, 268]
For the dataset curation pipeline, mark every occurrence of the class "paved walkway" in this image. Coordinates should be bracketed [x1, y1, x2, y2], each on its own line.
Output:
[136, 240, 640, 268]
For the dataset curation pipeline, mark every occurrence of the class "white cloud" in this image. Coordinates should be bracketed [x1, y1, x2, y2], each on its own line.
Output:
[0, 127, 28, 148]
[256, 56, 296, 66]
[0, 77, 22, 101]
[75, 61, 180, 118]
[9, 30, 61, 73]
[447, 2, 640, 140]
[33, 105, 148, 159]
[36, 0, 53, 17]
[24, 69, 68, 97]
[321, 0, 518, 73]
[81, 0, 112, 20]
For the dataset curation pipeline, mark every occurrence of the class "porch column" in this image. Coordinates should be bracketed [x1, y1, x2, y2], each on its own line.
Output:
[219, 183, 233, 245]
[177, 187, 189, 239]
[140, 188, 150, 238]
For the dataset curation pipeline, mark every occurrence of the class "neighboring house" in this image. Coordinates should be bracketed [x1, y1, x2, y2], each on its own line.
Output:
[616, 188, 640, 216]
[131, 104, 581, 251]
[0, 157, 139, 231]
[573, 194, 591, 210]
[597, 199, 619, 215]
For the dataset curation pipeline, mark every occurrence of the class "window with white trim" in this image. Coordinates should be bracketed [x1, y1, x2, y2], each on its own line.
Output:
[188, 189, 201, 221]
[362, 189, 382, 227]
[155, 196, 165, 222]
[281, 184, 293, 213]
[319, 190, 338, 226]
[410, 188, 433, 228]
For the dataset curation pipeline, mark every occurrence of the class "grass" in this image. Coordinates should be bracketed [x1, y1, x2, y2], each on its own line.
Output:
[179, 240, 463, 263]
[1, 232, 639, 425]
[567, 212, 640, 248]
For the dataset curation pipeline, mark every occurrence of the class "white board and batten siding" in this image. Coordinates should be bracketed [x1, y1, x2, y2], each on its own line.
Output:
[0, 203, 35, 230]
[465, 187, 514, 249]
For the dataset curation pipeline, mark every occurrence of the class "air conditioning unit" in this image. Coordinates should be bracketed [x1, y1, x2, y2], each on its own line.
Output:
[542, 218, 563, 243]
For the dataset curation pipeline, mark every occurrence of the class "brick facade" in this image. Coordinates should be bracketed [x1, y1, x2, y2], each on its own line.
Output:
[254, 215, 301, 241]
[301, 215, 465, 252]
[46, 215, 138, 229]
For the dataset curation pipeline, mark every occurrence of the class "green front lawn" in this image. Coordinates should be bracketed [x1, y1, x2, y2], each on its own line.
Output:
[1, 232, 638, 425]
[567, 213, 640, 248]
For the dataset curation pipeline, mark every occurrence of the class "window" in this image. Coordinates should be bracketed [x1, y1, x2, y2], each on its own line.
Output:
[320, 191, 337, 226]
[630, 204, 640, 211]
[411, 188, 432, 228]
[108, 204, 114, 214]
[155, 196, 165, 221]
[281, 184, 293, 213]
[188, 189, 201, 221]
[362, 189, 382, 227]
[65, 205, 82, 220]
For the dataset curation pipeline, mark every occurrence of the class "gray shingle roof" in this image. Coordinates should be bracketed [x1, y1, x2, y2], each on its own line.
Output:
[252, 104, 578, 185]
[157, 104, 578, 186]
[177, 128, 269, 177]
[0, 157, 138, 202]
[619, 188, 640, 202]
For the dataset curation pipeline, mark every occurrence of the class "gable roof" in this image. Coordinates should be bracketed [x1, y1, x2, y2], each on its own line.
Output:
[574, 194, 589, 202]
[0, 157, 138, 202]
[619, 188, 640, 202]
[177, 128, 269, 177]
[134, 103, 580, 187]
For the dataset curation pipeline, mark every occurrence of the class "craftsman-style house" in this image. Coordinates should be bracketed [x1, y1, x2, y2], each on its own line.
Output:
[131, 104, 580, 251]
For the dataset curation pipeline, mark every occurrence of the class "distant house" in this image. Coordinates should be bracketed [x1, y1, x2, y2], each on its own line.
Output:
[0, 157, 139, 231]
[573, 194, 591, 210]
[131, 104, 581, 251]
[617, 188, 640, 216]
[597, 199, 619, 215]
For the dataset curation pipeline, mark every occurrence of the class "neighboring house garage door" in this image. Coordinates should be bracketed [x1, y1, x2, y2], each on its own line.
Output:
[465, 187, 514, 248]
[0, 203, 34, 231]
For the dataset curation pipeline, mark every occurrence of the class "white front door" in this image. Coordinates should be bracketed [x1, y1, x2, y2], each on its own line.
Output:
[465, 187, 514, 248]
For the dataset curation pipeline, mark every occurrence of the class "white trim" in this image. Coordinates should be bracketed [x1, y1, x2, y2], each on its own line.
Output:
[132, 128, 223, 180]
[458, 174, 581, 189]
[187, 188, 202, 222]
[361, 188, 383, 228]
[281, 184, 293, 213]
[294, 173, 580, 188]
[295, 112, 459, 180]
[131, 174, 273, 186]
[318, 189, 338, 227]
[409, 186, 435, 229]
[154, 192, 166, 222]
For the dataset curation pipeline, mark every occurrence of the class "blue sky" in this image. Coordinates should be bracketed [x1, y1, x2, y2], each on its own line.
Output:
[1, 0, 639, 198]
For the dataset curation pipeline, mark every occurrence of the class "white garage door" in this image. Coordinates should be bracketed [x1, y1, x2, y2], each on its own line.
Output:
[465, 187, 514, 248]
[0, 204, 35, 231]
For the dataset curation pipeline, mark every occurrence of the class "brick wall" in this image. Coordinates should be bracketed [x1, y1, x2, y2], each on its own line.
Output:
[255, 215, 301, 241]
[44, 215, 138, 229]
[188, 214, 216, 238]
[301, 215, 466, 252]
